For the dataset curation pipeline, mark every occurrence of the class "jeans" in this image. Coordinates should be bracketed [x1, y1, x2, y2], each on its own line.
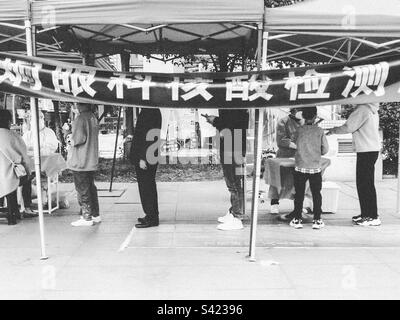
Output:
[222, 163, 244, 217]
[135, 163, 159, 221]
[293, 171, 322, 220]
[72, 171, 99, 220]
[356, 152, 379, 219]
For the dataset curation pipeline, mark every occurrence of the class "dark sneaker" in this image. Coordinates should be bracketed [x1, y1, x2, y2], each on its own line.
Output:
[312, 219, 325, 230]
[356, 217, 382, 227]
[352, 215, 363, 223]
[278, 212, 294, 222]
[289, 218, 303, 229]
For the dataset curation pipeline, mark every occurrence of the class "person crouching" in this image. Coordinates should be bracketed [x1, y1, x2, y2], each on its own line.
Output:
[289, 107, 329, 230]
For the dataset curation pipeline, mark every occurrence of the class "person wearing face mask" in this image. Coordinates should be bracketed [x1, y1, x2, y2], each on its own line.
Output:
[23, 111, 59, 157]
[21, 111, 59, 216]
[268, 108, 303, 215]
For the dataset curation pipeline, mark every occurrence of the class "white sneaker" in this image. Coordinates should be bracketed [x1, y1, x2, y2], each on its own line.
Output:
[270, 204, 280, 215]
[217, 217, 244, 231]
[289, 218, 303, 229]
[356, 217, 382, 226]
[71, 217, 94, 227]
[218, 212, 234, 224]
[92, 216, 102, 224]
[312, 219, 325, 230]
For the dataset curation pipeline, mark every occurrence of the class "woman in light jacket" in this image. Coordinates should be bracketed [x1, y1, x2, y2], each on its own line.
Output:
[0, 110, 31, 225]
[328, 103, 381, 226]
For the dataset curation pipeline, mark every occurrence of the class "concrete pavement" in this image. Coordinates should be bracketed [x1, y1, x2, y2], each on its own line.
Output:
[1, 179, 400, 300]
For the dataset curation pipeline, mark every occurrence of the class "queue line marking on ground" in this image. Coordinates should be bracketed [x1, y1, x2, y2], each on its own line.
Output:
[118, 225, 137, 252]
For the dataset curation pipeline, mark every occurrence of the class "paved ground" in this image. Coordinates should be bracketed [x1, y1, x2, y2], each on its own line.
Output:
[1, 179, 400, 300]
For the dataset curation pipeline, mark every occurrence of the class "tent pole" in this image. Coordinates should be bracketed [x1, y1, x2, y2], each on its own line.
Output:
[249, 25, 267, 261]
[109, 106, 122, 192]
[25, 6, 48, 260]
[397, 124, 400, 215]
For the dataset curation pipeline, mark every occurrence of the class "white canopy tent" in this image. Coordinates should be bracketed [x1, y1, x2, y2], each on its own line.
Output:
[2, 0, 400, 260]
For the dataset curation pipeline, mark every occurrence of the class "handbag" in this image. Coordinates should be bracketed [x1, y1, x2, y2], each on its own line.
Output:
[0, 148, 28, 179]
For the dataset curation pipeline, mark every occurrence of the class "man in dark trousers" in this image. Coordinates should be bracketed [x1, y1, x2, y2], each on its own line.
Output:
[205, 109, 249, 231]
[130, 108, 162, 228]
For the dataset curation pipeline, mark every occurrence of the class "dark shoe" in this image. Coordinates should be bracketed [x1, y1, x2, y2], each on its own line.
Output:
[137, 216, 148, 224]
[135, 219, 159, 228]
[23, 210, 39, 218]
[278, 212, 295, 222]
[7, 215, 17, 225]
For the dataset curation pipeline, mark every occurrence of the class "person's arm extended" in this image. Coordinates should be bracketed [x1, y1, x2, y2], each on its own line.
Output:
[70, 117, 87, 147]
[321, 131, 329, 155]
[330, 107, 369, 134]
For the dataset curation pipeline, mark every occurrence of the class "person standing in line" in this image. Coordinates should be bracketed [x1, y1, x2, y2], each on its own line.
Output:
[67, 103, 100, 227]
[288, 107, 329, 230]
[130, 108, 162, 229]
[0, 110, 31, 225]
[205, 109, 249, 231]
[328, 103, 381, 226]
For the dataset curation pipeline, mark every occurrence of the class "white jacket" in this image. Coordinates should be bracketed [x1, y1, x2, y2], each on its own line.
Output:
[331, 103, 380, 153]
[23, 127, 59, 156]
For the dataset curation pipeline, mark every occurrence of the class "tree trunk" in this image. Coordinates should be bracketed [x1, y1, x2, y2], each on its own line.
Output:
[53, 100, 66, 156]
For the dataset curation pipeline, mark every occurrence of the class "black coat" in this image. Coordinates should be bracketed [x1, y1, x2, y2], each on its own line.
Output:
[212, 109, 249, 161]
[130, 108, 162, 165]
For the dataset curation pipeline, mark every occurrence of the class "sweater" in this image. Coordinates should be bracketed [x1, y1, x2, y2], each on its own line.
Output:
[67, 111, 99, 172]
[330, 103, 380, 153]
[294, 124, 329, 170]
[0, 129, 31, 198]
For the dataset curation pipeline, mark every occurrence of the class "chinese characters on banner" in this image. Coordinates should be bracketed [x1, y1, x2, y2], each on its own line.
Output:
[0, 52, 399, 109]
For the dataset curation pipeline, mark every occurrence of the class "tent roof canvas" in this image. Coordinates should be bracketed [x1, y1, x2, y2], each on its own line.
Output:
[31, 0, 265, 25]
[264, 0, 400, 37]
[0, 0, 27, 22]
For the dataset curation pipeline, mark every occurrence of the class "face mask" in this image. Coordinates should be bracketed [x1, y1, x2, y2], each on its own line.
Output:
[295, 111, 303, 120]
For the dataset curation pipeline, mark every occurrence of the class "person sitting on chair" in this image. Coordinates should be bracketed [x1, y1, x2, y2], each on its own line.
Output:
[21, 111, 59, 216]
[0, 110, 32, 225]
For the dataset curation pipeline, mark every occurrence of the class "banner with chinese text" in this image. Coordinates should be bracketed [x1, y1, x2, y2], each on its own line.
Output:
[1, 52, 400, 109]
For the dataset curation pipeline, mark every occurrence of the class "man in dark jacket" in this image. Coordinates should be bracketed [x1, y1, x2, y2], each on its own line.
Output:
[205, 109, 249, 231]
[130, 108, 162, 228]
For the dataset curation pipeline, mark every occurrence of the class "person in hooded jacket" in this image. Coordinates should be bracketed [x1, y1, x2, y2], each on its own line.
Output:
[328, 103, 381, 226]
[67, 104, 100, 227]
